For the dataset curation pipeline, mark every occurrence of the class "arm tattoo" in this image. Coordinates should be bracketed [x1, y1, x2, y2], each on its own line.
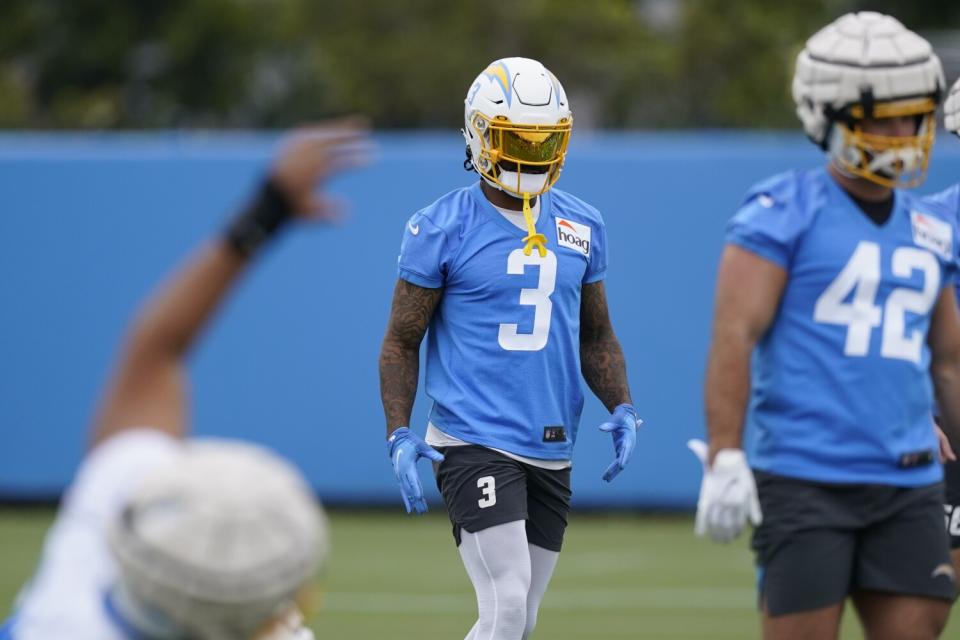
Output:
[580, 281, 632, 412]
[379, 279, 443, 434]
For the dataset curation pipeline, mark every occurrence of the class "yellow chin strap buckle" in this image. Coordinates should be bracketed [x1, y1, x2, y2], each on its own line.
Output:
[521, 193, 548, 257]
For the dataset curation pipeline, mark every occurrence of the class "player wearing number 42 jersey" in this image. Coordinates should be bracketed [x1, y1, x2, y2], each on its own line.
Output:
[379, 57, 640, 640]
[690, 13, 960, 640]
[925, 76, 960, 580]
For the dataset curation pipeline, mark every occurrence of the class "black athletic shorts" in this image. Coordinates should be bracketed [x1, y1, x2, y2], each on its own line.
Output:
[946, 459, 960, 549]
[752, 471, 956, 617]
[433, 445, 572, 552]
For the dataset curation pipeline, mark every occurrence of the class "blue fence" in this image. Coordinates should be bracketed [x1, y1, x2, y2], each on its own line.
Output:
[2, 131, 959, 508]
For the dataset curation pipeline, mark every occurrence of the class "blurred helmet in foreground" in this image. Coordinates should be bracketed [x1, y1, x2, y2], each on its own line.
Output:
[946, 77, 960, 135]
[792, 12, 944, 188]
[463, 56, 572, 198]
[109, 439, 326, 640]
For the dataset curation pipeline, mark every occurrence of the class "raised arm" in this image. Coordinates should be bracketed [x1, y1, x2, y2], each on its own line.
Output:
[379, 280, 443, 437]
[704, 244, 786, 463]
[579, 281, 632, 411]
[91, 121, 370, 447]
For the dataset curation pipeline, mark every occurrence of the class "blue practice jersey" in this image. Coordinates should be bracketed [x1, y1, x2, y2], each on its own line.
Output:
[923, 184, 960, 434]
[924, 184, 960, 218]
[397, 181, 607, 460]
[728, 168, 957, 486]
[924, 184, 960, 304]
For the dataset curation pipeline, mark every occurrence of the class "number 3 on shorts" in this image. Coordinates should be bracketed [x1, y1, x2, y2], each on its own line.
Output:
[477, 476, 497, 508]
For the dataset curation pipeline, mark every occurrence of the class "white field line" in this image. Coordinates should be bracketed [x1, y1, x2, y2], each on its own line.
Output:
[323, 586, 755, 614]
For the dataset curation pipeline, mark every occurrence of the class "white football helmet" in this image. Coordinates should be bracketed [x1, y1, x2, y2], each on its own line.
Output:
[793, 12, 945, 188]
[946, 77, 960, 136]
[109, 439, 327, 640]
[463, 57, 572, 199]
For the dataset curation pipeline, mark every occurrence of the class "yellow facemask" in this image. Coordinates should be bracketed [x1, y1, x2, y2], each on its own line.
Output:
[469, 112, 572, 197]
[469, 113, 572, 257]
[832, 97, 937, 189]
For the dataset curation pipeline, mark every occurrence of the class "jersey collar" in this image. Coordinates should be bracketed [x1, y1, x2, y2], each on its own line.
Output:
[823, 167, 903, 231]
[469, 181, 554, 239]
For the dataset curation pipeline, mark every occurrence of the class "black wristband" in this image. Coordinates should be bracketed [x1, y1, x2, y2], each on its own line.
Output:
[223, 179, 295, 257]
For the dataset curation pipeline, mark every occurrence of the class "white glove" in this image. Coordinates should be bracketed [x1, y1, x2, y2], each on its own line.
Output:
[260, 607, 316, 640]
[687, 439, 762, 543]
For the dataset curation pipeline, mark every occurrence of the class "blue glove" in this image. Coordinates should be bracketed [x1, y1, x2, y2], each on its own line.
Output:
[387, 427, 445, 514]
[598, 404, 641, 482]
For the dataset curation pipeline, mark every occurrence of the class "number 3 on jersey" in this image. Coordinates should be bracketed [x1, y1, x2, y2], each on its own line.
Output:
[498, 249, 558, 351]
[813, 240, 939, 364]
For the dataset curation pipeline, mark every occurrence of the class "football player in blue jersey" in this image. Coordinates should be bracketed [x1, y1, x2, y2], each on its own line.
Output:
[689, 13, 960, 640]
[0, 121, 369, 640]
[925, 77, 960, 582]
[378, 57, 640, 640]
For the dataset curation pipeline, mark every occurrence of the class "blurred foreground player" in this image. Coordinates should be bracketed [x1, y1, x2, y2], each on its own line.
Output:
[691, 13, 960, 640]
[379, 57, 640, 640]
[925, 77, 960, 580]
[0, 120, 369, 640]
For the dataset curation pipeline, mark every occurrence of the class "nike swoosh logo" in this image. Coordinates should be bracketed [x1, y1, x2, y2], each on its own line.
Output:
[408, 222, 420, 235]
[395, 449, 403, 468]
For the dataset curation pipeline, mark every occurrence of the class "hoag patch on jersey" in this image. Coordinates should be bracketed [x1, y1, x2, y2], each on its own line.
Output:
[910, 211, 952, 260]
[555, 217, 591, 256]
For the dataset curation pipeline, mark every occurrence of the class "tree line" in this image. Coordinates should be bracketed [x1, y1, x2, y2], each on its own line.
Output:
[0, 0, 955, 129]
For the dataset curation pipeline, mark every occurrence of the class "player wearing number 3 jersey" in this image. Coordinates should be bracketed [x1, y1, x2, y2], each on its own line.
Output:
[379, 57, 639, 640]
[397, 181, 606, 459]
[691, 13, 960, 640]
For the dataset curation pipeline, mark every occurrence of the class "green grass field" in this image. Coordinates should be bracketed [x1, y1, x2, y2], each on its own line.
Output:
[2, 509, 958, 639]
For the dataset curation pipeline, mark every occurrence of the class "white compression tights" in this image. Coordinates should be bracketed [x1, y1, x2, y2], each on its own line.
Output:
[459, 520, 561, 640]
